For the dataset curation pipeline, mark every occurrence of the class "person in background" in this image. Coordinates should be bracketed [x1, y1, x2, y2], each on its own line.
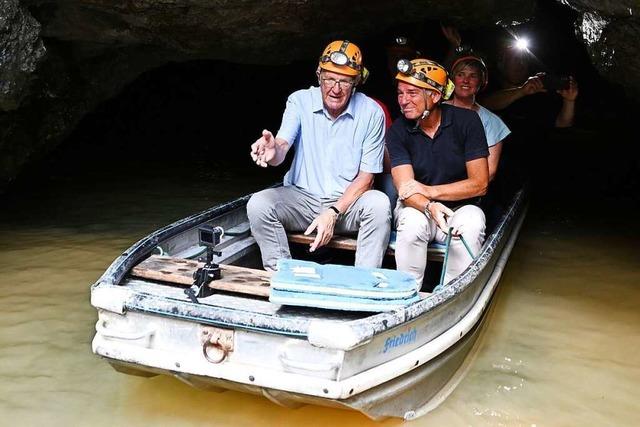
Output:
[387, 58, 489, 288]
[247, 40, 391, 271]
[385, 36, 420, 87]
[481, 43, 579, 129]
[440, 23, 463, 68]
[445, 53, 510, 181]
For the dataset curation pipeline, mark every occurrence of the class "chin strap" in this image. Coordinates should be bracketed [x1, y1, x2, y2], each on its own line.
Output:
[413, 109, 431, 129]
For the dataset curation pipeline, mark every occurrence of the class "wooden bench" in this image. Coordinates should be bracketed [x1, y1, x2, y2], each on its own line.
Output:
[132, 255, 271, 297]
[287, 232, 446, 261]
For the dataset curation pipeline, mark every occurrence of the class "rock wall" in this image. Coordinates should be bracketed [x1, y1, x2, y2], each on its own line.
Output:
[569, 1, 639, 92]
[0, 0, 637, 190]
[0, 0, 45, 110]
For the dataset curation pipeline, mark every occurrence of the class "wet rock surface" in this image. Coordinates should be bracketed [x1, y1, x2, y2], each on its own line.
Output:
[0, 0, 45, 111]
[569, 1, 639, 94]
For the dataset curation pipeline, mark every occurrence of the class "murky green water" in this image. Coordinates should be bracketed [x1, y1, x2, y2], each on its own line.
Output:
[1, 159, 638, 426]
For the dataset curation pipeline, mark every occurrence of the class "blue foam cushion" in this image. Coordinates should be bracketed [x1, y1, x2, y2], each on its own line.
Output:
[271, 259, 419, 301]
[270, 288, 420, 312]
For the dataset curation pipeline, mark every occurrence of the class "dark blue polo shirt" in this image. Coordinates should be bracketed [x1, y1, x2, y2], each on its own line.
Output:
[387, 103, 488, 188]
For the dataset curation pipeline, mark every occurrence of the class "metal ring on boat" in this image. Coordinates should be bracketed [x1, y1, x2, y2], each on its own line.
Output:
[202, 338, 228, 363]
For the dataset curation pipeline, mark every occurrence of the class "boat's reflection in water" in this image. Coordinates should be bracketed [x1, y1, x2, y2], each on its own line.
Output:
[0, 163, 638, 426]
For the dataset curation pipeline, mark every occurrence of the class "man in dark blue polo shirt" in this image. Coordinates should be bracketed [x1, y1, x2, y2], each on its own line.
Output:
[387, 58, 489, 288]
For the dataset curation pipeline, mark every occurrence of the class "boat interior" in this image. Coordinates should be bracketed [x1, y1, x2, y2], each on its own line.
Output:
[130, 213, 447, 303]
[103, 179, 523, 336]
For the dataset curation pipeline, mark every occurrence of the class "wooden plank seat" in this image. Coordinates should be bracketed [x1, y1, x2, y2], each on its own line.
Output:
[287, 232, 446, 261]
[131, 255, 271, 297]
[131, 255, 433, 302]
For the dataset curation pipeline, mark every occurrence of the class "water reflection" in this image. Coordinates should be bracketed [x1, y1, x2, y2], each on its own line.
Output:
[0, 160, 638, 426]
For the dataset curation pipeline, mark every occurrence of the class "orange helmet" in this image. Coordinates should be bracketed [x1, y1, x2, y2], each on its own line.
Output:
[318, 40, 363, 77]
[396, 58, 453, 98]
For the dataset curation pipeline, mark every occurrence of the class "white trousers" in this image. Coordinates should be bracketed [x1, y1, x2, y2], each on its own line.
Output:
[394, 202, 486, 288]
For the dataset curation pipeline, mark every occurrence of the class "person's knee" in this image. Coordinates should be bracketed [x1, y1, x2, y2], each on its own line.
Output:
[396, 207, 430, 242]
[361, 190, 392, 224]
[454, 205, 486, 236]
[247, 189, 278, 222]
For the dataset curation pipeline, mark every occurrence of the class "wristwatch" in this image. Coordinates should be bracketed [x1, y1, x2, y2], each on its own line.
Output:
[328, 206, 341, 217]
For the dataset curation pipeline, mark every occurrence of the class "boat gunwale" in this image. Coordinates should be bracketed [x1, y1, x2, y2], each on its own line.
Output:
[91, 184, 526, 345]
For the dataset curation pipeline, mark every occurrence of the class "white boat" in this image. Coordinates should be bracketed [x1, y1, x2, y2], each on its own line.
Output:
[90, 185, 527, 420]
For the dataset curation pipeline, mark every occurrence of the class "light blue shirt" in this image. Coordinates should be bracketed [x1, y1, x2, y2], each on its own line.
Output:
[276, 86, 385, 198]
[476, 104, 511, 147]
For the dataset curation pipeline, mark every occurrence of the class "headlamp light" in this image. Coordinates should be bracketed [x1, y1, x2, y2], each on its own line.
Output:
[514, 36, 530, 51]
[329, 51, 349, 66]
[395, 36, 408, 45]
[397, 58, 413, 75]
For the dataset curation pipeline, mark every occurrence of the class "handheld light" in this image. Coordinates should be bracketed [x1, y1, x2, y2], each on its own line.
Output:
[515, 36, 530, 51]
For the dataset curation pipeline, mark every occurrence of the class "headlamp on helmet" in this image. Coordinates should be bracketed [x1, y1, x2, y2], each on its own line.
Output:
[318, 40, 363, 78]
[396, 58, 413, 75]
[396, 58, 455, 100]
[514, 36, 530, 51]
[329, 51, 349, 66]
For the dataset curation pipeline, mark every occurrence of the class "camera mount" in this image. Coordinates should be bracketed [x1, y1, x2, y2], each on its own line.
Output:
[185, 225, 224, 303]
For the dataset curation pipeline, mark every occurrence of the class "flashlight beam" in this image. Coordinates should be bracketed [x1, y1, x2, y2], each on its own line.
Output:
[515, 36, 530, 51]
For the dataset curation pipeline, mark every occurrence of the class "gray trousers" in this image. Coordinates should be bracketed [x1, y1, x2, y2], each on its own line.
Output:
[394, 202, 486, 287]
[247, 186, 391, 271]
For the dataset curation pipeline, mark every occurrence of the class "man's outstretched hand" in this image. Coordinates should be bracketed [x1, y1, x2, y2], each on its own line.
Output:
[250, 129, 277, 167]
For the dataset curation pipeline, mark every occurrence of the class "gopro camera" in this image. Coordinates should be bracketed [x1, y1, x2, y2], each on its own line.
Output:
[199, 225, 224, 248]
[186, 225, 224, 303]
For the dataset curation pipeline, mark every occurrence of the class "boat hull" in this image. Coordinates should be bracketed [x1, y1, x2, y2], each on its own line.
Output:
[100, 297, 488, 420]
[91, 187, 527, 419]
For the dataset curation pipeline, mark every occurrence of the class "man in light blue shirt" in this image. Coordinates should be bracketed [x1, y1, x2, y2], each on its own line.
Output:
[247, 40, 391, 271]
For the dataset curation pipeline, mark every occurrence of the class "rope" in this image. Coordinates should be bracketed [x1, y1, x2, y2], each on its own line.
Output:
[434, 227, 454, 293]
[433, 228, 476, 293]
[459, 234, 476, 259]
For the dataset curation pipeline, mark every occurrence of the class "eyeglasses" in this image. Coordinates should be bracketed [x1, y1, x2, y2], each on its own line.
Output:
[321, 77, 355, 90]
